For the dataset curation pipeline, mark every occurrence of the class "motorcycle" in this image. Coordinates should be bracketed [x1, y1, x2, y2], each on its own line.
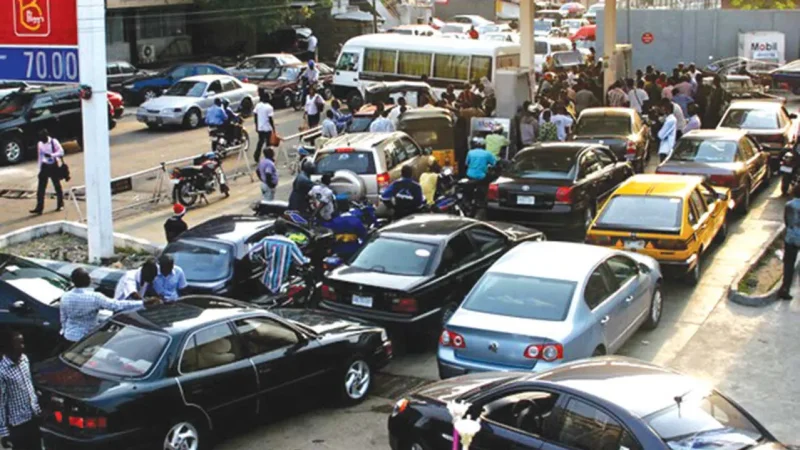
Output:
[289, 143, 316, 175]
[780, 148, 800, 196]
[209, 123, 250, 158]
[171, 151, 230, 206]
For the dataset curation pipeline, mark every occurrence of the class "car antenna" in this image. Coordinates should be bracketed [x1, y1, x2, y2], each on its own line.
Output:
[673, 390, 691, 418]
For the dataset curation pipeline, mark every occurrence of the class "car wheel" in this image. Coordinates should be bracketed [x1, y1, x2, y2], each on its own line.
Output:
[282, 92, 294, 109]
[163, 418, 207, 450]
[339, 357, 371, 405]
[183, 109, 202, 129]
[1, 136, 25, 165]
[738, 183, 751, 214]
[407, 440, 430, 450]
[643, 285, 662, 330]
[142, 88, 159, 103]
[240, 98, 254, 117]
[686, 252, 701, 285]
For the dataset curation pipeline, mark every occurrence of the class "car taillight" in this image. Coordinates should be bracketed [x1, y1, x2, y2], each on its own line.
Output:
[68, 416, 107, 430]
[320, 284, 336, 300]
[523, 344, 563, 361]
[655, 239, 687, 250]
[241, 77, 249, 84]
[585, 234, 611, 245]
[336, 147, 355, 153]
[626, 140, 637, 156]
[487, 183, 499, 201]
[555, 186, 573, 204]
[376, 172, 391, 190]
[708, 174, 737, 187]
[54, 411, 63, 423]
[393, 398, 409, 416]
[440, 330, 466, 348]
[391, 297, 417, 313]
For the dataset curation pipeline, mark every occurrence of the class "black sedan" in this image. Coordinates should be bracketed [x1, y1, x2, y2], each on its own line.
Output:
[35, 296, 392, 450]
[717, 100, 799, 171]
[388, 356, 790, 450]
[319, 215, 543, 334]
[571, 107, 651, 173]
[486, 143, 633, 237]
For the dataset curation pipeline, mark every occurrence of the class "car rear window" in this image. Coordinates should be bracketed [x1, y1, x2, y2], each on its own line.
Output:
[316, 151, 376, 175]
[510, 151, 577, 179]
[595, 195, 683, 233]
[575, 116, 631, 136]
[62, 321, 169, 378]
[671, 139, 738, 163]
[720, 108, 779, 130]
[462, 273, 575, 321]
[349, 237, 435, 276]
[348, 116, 374, 133]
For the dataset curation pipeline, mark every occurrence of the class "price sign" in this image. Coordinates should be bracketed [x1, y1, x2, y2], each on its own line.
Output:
[0, 0, 80, 83]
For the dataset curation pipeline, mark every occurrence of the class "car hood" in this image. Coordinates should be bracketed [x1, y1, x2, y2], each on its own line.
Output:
[258, 80, 296, 92]
[413, 372, 523, 403]
[140, 96, 199, 110]
[448, 308, 573, 341]
[33, 357, 126, 401]
[328, 266, 431, 292]
[272, 308, 376, 336]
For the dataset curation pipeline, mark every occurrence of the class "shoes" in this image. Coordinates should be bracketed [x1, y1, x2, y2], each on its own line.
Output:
[56, 205, 64, 212]
[778, 291, 792, 300]
[29, 209, 42, 215]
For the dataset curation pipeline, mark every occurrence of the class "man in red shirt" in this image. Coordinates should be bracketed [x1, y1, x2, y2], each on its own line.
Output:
[468, 26, 479, 39]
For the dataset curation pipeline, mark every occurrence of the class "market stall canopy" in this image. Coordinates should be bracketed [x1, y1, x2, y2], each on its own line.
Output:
[570, 24, 596, 42]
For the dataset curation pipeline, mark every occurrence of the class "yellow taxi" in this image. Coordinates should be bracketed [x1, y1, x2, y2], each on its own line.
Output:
[585, 174, 731, 284]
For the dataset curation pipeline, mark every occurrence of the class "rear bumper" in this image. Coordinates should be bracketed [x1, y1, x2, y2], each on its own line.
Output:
[658, 252, 698, 274]
[319, 300, 441, 327]
[486, 203, 585, 232]
[42, 426, 152, 450]
[437, 348, 560, 379]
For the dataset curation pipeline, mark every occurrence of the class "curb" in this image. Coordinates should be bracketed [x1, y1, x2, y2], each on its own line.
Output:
[728, 225, 785, 307]
[0, 220, 162, 254]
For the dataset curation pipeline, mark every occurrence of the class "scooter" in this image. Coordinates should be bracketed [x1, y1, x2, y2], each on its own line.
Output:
[171, 151, 230, 206]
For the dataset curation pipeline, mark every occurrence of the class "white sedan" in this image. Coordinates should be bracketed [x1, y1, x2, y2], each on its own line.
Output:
[136, 75, 258, 130]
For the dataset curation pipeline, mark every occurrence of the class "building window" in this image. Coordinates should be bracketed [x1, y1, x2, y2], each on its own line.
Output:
[106, 12, 126, 44]
[433, 54, 469, 81]
[138, 7, 187, 40]
[364, 49, 396, 73]
[398, 51, 432, 77]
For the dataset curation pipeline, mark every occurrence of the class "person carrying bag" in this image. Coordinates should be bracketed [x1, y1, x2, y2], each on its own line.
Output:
[30, 129, 65, 215]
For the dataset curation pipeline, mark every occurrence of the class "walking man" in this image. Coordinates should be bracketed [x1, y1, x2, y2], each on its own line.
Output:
[253, 94, 275, 162]
[30, 129, 64, 215]
[778, 185, 800, 300]
[0, 332, 41, 450]
[657, 98, 677, 162]
[258, 148, 278, 201]
[164, 203, 188, 243]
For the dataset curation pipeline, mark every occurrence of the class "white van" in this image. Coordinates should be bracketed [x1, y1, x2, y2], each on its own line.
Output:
[332, 33, 520, 107]
[534, 37, 572, 72]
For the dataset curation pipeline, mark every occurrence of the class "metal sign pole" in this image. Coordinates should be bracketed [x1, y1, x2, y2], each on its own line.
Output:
[78, 0, 114, 261]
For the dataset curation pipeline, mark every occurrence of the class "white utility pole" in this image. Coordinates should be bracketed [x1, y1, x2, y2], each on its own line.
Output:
[602, 0, 617, 99]
[78, 0, 114, 262]
[519, 0, 535, 70]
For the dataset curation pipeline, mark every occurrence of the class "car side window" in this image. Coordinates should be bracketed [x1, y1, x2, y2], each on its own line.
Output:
[690, 190, 708, 217]
[579, 152, 601, 178]
[119, 62, 136, 74]
[31, 96, 54, 116]
[557, 398, 625, 450]
[467, 226, 507, 253]
[400, 137, 420, 158]
[483, 390, 561, 438]
[234, 317, 300, 356]
[180, 323, 243, 373]
[687, 201, 698, 226]
[171, 66, 192, 79]
[698, 183, 717, 207]
[584, 266, 612, 310]
[592, 148, 614, 167]
[255, 58, 274, 69]
[336, 52, 360, 72]
[605, 255, 639, 287]
[438, 233, 477, 274]
[392, 140, 409, 164]
[221, 80, 238, 92]
[107, 63, 120, 75]
[207, 81, 223, 95]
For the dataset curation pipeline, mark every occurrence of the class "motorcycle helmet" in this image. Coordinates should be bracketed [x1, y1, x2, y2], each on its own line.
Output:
[308, 60, 316, 68]
[301, 159, 316, 175]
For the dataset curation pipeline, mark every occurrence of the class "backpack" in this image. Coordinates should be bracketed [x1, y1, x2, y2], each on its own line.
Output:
[539, 122, 558, 142]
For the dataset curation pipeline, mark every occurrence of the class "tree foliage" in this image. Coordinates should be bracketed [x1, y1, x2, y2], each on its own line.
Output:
[194, 0, 296, 32]
[729, 0, 796, 9]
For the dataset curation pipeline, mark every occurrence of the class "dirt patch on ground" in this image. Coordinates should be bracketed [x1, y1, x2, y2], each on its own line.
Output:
[738, 235, 784, 296]
[7, 233, 153, 269]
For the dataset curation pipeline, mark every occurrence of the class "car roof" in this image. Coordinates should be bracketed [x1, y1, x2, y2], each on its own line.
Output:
[530, 356, 708, 418]
[682, 129, 747, 140]
[519, 142, 600, 155]
[728, 99, 784, 110]
[615, 174, 704, 197]
[489, 241, 611, 281]
[178, 215, 276, 243]
[181, 74, 237, 83]
[319, 132, 403, 151]
[398, 107, 455, 122]
[378, 214, 477, 243]
[114, 296, 261, 334]
[578, 107, 634, 118]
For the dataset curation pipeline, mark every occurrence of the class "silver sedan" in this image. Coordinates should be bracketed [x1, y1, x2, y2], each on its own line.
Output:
[438, 241, 663, 379]
[136, 75, 258, 130]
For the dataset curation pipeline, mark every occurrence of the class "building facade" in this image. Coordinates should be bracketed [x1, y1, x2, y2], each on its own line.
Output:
[106, 0, 194, 65]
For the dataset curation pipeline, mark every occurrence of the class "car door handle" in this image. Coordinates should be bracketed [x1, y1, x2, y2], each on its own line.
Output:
[190, 386, 204, 395]
[624, 295, 634, 304]
[600, 315, 610, 325]
[258, 367, 272, 374]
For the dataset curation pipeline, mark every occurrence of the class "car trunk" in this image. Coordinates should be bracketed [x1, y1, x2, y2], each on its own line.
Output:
[572, 135, 628, 160]
[496, 177, 572, 211]
[656, 161, 739, 182]
[325, 267, 429, 315]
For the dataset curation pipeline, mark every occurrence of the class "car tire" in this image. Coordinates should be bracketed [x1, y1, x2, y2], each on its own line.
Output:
[338, 357, 371, 405]
[183, 109, 202, 130]
[686, 252, 702, 285]
[1, 135, 25, 165]
[406, 440, 431, 450]
[643, 285, 663, 330]
[240, 97, 254, 117]
[142, 88, 159, 103]
[162, 417, 209, 450]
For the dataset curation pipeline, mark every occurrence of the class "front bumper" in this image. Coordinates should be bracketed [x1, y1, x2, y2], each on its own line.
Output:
[42, 426, 152, 450]
[136, 110, 184, 126]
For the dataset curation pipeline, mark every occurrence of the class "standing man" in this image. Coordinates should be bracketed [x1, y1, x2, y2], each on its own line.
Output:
[0, 332, 40, 450]
[607, 81, 627, 107]
[289, 160, 316, 214]
[627, 79, 650, 114]
[321, 110, 339, 139]
[380, 165, 425, 220]
[253, 94, 275, 162]
[258, 148, 278, 201]
[30, 129, 64, 215]
[369, 108, 395, 132]
[306, 33, 318, 61]
[114, 259, 158, 300]
[61, 268, 150, 344]
[575, 81, 599, 116]
[779, 184, 800, 300]
[152, 255, 188, 302]
[164, 203, 188, 243]
[247, 219, 310, 294]
[657, 98, 677, 162]
[304, 85, 325, 128]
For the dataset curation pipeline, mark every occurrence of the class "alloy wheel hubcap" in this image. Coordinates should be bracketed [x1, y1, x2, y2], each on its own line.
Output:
[5, 142, 21, 161]
[344, 360, 370, 400]
[284, 95, 293, 108]
[652, 290, 662, 322]
[189, 113, 199, 128]
[164, 422, 198, 450]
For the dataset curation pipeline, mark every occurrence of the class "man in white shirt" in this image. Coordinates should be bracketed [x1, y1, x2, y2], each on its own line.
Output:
[551, 106, 574, 142]
[114, 260, 158, 300]
[307, 34, 318, 60]
[388, 97, 407, 128]
[658, 98, 678, 162]
[253, 94, 275, 162]
[671, 101, 686, 138]
[321, 110, 338, 138]
[369, 109, 395, 133]
[627, 79, 650, 114]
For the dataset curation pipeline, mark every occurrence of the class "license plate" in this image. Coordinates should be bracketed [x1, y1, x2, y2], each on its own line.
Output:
[517, 195, 536, 205]
[352, 295, 373, 308]
[780, 166, 793, 174]
[146, 117, 157, 123]
[624, 239, 646, 250]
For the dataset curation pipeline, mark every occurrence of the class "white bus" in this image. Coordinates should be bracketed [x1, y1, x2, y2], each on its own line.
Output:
[332, 33, 520, 107]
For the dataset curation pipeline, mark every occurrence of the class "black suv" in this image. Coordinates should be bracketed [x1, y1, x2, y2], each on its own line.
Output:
[0, 86, 113, 165]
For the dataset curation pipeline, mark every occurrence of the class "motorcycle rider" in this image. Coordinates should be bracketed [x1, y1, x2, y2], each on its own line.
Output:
[288, 160, 316, 215]
[206, 98, 227, 151]
[465, 137, 497, 208]
[221, 98, 242, 146]
[380, 165, 425, 220]
[301, 59, 320, 103]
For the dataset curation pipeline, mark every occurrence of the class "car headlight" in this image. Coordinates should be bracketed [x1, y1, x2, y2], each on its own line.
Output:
[392, 398, 409, 417]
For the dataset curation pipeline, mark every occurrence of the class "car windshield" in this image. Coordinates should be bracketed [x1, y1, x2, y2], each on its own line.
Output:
[0, 93, 32, 116]
[316, 150, 376, 175]
[163, 239, 233, 282]
[595, 195, 684, 233]
[535, 20, 553, 31]
[553, 51, 584, 67]
[62, 321, 169, 378]
[509, 151, 577, 179]
[575, 116, 631, 136]
[671, 139, 738, 163]
[720, 108, 779, 130]
[349, 237, 435, 276]
[348, 116, 374, 133]
[0, 257, 70, 305]
[646, 391, 762, 450]
[462, 273, 575, 321]
[165, 81, 207, 97]
[722, 79, 753, 93]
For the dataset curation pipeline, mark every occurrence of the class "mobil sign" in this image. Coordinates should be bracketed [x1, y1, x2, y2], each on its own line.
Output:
[738, 31, 785, 65]
[0, 0, 80, 83]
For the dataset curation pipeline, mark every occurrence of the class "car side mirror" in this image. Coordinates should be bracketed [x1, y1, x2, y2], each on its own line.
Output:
[637, 263, 651, 274]
[423, 147, 433, 155]
[11, 300, 29, 313]
[204, 91, 216, 98]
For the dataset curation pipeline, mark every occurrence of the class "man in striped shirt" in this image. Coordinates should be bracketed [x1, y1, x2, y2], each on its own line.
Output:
[248, 219, 310, 293]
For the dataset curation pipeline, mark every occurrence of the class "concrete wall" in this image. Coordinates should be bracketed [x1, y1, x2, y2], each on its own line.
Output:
[596, 10, 800, 73]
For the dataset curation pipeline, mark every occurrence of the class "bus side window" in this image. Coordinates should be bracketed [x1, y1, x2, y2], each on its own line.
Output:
[336, 52, 360, 72]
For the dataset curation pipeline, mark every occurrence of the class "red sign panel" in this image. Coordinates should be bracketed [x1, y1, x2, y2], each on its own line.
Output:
[641, 32, 654, 45]
[0, 0, 77, 46]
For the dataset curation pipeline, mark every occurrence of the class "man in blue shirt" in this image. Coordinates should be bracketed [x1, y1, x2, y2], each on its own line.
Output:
[153, 254, 188, 302]
[205, 98, 226, 127]
[321, 200, 368, 260]
[779, 185, 800, 300]
[380, 165, 424, 220]
[466, 139, 497, 181]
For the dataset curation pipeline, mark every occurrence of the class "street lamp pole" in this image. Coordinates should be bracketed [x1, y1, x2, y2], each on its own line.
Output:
[77, 0, 114, 262]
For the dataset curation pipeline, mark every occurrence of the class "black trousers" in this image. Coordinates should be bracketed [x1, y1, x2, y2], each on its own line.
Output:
[780, 243, 799, 294]
[307, 113, 321, 128]
[254, 131, 272, 162]
[9, 417, 41, 450]
[34, 162, 63, 211]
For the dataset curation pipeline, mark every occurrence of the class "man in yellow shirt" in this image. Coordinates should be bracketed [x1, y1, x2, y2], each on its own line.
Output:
[485, 128, 510, 159]
[419, 163, 440, 205]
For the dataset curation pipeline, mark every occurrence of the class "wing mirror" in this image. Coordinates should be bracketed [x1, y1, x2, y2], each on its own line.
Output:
[424, 147, 433, 155]
[11, 300, 29, 313]
[637, 263, 651, 274]
[204, 91, 217, 98]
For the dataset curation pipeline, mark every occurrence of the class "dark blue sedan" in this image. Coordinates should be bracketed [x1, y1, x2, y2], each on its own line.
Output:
[388, 356, 790, 450]
[121, 63, 240, 104]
